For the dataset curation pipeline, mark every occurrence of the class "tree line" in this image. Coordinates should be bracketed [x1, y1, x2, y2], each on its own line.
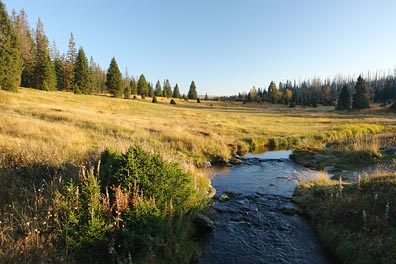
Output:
[0, 2, 199, 102]
[222, 71, 396, 110]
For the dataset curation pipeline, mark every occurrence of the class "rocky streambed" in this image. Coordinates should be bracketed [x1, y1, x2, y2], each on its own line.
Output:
[200, 151, 330, 264]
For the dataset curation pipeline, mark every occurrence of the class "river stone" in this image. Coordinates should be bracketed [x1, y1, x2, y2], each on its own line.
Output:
[207, 185, 216, 199]
[382, 146, 396, 155]
[219, 194, 229, 201]
[229, 157, 242, 165]
[193, 213, 215, 233]
[324, 165, 335, 171]
[279, 207, 298, 216]
[201, 161, 212, 168]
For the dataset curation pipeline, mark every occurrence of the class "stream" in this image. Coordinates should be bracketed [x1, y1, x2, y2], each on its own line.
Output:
[200, 150, 329, 264]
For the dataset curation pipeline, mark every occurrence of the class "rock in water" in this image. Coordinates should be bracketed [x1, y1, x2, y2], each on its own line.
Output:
[229, 157, 242, 165]
[201, 161, 212, 168]
[207, 185, 216, 199]
[194, 213, 215, 234]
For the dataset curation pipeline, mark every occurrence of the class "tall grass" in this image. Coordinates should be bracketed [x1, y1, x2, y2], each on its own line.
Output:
[0, 147, 209, 263]
[2, 88, 395, 168]
[294, 169, 396, 263]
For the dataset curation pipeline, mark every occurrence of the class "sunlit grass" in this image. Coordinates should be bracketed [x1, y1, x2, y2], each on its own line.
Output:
[1, 87, 396, 168]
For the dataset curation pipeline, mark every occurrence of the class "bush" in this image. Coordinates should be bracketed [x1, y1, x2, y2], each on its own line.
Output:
[152, 96, 158, 103]
[0, 146, 208, 263]
[99, 146, 201, 261]
[170, 98, 176, 105]
[100, 146, 196, 211]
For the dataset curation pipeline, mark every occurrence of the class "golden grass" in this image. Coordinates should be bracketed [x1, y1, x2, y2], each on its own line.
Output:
[296, 170, 335, 188]
[1, 88, 396, 167]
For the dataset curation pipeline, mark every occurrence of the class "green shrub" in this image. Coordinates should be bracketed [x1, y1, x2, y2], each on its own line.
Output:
[100, 146, 196, 211]
[98, 146, 202, 261]
[60, 174, 113, 263]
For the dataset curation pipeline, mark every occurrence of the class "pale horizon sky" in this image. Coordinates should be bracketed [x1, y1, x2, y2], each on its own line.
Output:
[4, 0, 396, 96]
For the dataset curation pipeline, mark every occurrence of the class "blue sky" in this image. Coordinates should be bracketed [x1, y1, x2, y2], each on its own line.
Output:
[4, 0, 396, 95]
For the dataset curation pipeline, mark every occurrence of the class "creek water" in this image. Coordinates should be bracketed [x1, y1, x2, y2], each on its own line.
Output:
[200, 150, 329, 264]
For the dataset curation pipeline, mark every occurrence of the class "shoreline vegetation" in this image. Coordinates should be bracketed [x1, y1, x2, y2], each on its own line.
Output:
[291, 134, 396, 262]
[1, 88, 396, 262]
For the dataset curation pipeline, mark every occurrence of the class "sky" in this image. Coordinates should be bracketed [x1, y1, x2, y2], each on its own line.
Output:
[4, 0, 396, 96]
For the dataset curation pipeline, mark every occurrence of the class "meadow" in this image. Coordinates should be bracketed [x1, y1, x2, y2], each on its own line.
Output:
[1, 88, 396, 262]
[1, 88, 395, 169]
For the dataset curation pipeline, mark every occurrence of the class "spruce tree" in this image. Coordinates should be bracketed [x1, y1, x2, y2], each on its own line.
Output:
[336, 84, 351, 110]
[34, 18, 56, 90]
[130, 77, 137, 95]
[74, 47, 91, 94]
[148, 82, 154, 97]
[124, 83, 131, 99]
[106, 57, 123, 97]
[268, 81, 279, 103]
[163, 79, 172, 98]
[173, 84, 180, 98]
[12, 9, 35, 88]
[154, 80, 162, 96]
[0, 2, 22, 91]
[188, 81, 197, 100]
[89, 56, 106, 94]
[54, 55, 66, 90]
[65, 33, 76, 91]
[137, 74, 148, 96]
[352, 76, 370, 109]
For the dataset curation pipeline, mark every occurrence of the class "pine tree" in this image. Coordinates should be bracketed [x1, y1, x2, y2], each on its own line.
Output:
[64, 33, 76, 91]
[74, 47, 91, 94]
[268, 81, 280, 103]
[89, 56, 106, 94]
[154, 80, 162, 96]
[188, 81, 197, 100]
[123, 68, 130, 99]
[0, 3, 22, 91]
[12, 9, 35, 88]
[34, 18, 56, 90]
[204, 93, 209, 100]
[124, 85, 131, 99]
[352, 76, 370, 109]
[336, 84, 351, 110]
[54, 55, 66, 90]
[173, 84, 180, 98]
[106, 57, 123, 97]
[148, 82, 154, 97]
[130, 77, 137, 95]
[163, 79, 172, 98]
[137, 74, 148, 96]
